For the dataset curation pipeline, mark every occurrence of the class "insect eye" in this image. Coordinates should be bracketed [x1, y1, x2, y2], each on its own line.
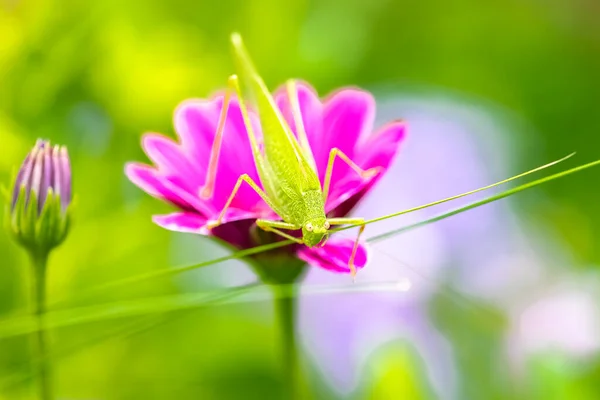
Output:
[324, 221, 330, 230]
[305, 223, 313, 232]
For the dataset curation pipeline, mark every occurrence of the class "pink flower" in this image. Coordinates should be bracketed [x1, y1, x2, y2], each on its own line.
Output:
[125, 82, 405, 274]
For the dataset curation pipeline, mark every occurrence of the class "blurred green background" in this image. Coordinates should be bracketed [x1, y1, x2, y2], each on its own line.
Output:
[2, 0, 600, 399]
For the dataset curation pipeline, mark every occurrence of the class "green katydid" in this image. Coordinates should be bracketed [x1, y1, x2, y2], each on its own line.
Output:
[201, 32, 575, 277]
[202, 33, 376, 276]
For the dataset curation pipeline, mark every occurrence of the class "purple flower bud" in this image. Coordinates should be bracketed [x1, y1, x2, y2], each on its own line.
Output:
[11, 140, 72, 215]
[7, 139, 72, 254]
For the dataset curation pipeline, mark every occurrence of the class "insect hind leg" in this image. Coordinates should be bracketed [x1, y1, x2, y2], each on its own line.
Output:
[327, 217, 366, 277]
[200, 78, 235, 200]
[256, 219, 303, 244]
[322, 148, 382, 203]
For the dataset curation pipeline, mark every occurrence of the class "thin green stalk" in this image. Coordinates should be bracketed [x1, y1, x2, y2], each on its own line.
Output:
[273, 284, 297, 400]
[30, 252, 52, 400]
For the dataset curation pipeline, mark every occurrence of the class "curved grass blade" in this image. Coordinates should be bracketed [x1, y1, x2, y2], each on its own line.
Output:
[51, 239, 294, 307]
[61, 154, 576, 303]
[367, 158, 600, 243]
[2, 158, 597, 340]
[0, 283, 262, 340]
[351, 152, 575, 228]
[3, 144, 599, 338]
[0, 281, 410, 339]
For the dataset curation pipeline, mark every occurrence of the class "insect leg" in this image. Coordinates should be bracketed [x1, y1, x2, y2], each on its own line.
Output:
[200, 74, 270, 199]
[286, 79, 317, 170]
[199, 86, 234, 199]
[322, 148, 383, 203]
[256, 219, 304, 244]
[327, 217, 366, 277]
[327, 217, 365, 226]
[207, 174, 278, 230]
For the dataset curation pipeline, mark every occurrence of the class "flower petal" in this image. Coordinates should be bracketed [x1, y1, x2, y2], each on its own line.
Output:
[317, 89, 376, 182]
[38, 144, 52, 212]
[324, 176, 371, 215]
[326, 121, 407, 217]
[125, 163, 215, 217]
[59, 146, 72, 211]
[142, 133, 203, 193]
[297, 238, 368, 274]
[275, 81, 323, 163]
[275, 84, 385, 215]
[357, 121, 407, 171]
[174, 97, 272, 214]
[152, 212, 208, 234]
[275, 83, 376, 183]
[153, 210, 263, 236]
[173, 99, 220, 164]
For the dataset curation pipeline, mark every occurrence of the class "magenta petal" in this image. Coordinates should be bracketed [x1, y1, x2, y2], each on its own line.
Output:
[173, 99, 221, 165]
[125, 163, 215, 217]
[357, 121, 407, 171]
[174, 97, 271, 214]
[154, 210, 262, 236]
[326, 121, 407, 215]
[142, 133, 204, 191]
[324, 176, 372, 213]
[152, 212, 208, 234]
[316, 89, 376, 181]
[297, 239, 368, 274]
[275, 81, 323, 159]
[275, 84, 383, 214]
[274, 84, 376, 184]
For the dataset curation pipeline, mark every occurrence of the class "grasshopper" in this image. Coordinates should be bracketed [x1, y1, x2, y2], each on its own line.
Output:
[202, 33, 374, 276]
[201, 33, 577, 277]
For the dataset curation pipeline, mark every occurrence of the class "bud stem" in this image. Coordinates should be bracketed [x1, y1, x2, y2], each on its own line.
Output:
[29, 252, 52, 400]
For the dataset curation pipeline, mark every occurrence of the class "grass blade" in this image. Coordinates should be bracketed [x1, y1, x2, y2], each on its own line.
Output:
[53, 240, 293, 307]
[367, 158, 600, 243]
[362, 152, 575, 226]
[0, 281, 411, 339]
[56, 154, 592, 303]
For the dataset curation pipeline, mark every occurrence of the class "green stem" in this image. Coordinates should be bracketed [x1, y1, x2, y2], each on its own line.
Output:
[274, 285, 297, 400]
[30, 252, 52, 400]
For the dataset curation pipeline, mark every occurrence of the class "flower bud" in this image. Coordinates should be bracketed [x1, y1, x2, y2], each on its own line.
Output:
[6, 139, 72, 255]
